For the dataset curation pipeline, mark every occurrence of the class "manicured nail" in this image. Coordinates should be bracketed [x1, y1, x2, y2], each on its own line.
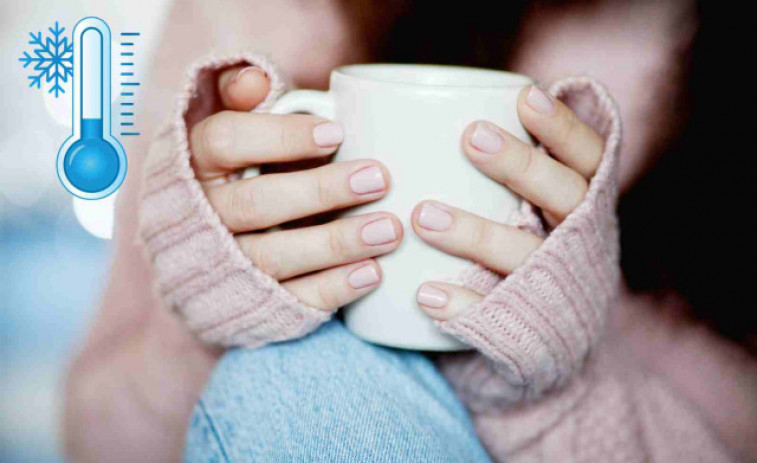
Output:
[417, 284, 448, 309]
[471, 123, 504, 154]
[361, 218, 397, 245]
[349, 166, 386, 194]
[348, 264, 380, 289]
[418, 203, 452, 231]
[526, 85, 555, 114]
[231, 66, 265, 85]
[313, 122, 344, 147]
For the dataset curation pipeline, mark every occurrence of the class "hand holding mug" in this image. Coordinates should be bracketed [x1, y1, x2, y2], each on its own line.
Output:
[413, 85, 604, 321]
[190, 66, 403, 312]
[198, 64, 604, 351]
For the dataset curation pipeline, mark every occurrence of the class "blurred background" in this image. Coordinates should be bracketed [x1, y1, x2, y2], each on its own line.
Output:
[1, 1, 748, 462]
[1, 1, 168, 461]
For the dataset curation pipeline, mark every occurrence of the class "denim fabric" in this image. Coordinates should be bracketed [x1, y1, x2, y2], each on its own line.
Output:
[185, 320, 492, 463]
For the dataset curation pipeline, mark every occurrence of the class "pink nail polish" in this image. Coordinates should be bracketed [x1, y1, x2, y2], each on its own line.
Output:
[526, 85, 555, 114]
[418, 203, 452, 231]
[348, 264, 380, 289]
[361, 218, 397, 245]
[417, 284, 448, 308]
[313, 122, 344, 147]
[349, 166, 386, 194]
[471, 123, 504, 154]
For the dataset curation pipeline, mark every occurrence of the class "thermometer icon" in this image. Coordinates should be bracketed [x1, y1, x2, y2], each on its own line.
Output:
[57, 17, 126, 199]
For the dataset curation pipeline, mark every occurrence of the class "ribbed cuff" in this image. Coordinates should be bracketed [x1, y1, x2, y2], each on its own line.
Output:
[138, 52, 331, 348]
[439, 76, 622, 402]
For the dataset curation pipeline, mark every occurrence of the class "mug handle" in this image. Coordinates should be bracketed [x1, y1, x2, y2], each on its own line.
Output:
[243, 90, 335, 179]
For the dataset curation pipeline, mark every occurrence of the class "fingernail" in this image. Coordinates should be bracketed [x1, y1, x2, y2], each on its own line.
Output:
[526, 85, 555, 114]
[417, 284, 448, 309]
[471, 123, 504, 154]
[313, 122, 344, 147]
[361, 218, 397, 245]
[349, 166, 386, 194]
[348, 264, 380, 289]
[418, 203, 452, 231]
[231, 66, 264, 85]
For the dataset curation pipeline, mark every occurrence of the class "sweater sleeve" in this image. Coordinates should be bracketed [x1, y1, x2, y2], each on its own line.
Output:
[464, 349, 738, 463]
[437, 76, 622, 404]
[137, 53, 331, 348]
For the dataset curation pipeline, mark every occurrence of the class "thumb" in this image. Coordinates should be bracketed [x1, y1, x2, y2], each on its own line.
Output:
[217, 65, 271, 111]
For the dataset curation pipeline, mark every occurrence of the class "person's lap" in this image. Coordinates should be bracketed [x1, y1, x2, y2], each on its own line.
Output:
[185, 320, 492, 463]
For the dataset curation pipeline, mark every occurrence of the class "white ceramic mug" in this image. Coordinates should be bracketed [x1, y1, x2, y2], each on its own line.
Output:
[253, 64, 534, 351]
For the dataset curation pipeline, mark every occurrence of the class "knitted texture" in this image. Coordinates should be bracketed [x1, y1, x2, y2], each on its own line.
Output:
[138, 53, 331, 348]
[435, 79, 737, 462]
[465, 349, 736, 463]
[137, 55, 742, 462]
[438, 77, 622, 404]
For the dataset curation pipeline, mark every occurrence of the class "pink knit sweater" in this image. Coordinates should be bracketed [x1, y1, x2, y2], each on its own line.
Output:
[137, 54, 754, 462]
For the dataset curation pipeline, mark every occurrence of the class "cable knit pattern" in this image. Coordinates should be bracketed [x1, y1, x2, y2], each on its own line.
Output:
[438, 77, 622, 404]
[138, 53, 331, 348]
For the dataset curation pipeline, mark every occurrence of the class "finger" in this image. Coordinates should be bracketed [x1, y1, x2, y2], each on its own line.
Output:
[463, 120, 588, 225]
[236, 212, 402, 281]
[282, 260, 382, 312]
[416, 281, 483, 321]
[217, 66, 271, 112]
[411, 200, 543, 274]
[206, 160, 390, 232]
[517, 85, 604, 178]
[190, 111, 343, 180]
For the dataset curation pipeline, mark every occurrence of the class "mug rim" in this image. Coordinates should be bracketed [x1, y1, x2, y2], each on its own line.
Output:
[333, 63, 533, 89]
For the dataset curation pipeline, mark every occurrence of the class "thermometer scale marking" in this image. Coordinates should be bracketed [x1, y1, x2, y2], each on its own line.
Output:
[56, 17, 126, 200]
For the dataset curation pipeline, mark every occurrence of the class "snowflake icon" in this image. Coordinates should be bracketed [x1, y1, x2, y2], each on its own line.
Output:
[18, 21, 74, 98]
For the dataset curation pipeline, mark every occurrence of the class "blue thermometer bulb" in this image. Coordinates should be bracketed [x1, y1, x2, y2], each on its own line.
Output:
[57, 17, 126, 199]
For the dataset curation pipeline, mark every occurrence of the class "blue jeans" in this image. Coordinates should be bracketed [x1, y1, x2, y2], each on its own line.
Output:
[185, 320, 492, 463]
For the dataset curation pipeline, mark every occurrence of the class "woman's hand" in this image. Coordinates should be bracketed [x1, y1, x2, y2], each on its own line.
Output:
[413, 85, 604, 320]
[193, 66, 403, 310]
[64, 65, 403, 463]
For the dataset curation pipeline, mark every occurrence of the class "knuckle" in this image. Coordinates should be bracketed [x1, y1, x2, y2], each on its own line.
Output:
[315, 169, 341, 210]
[556, 175, 588, 218]
[470, 218, 494, 256]
[314, 277, 339, 310]
[558, 108, 581, 144]
[276, 119, 298, 154]
[327, 224, 353, 259]
[227, 182, 261, 228]
[199, 112, 235, 164]
[505, 145, 536, 179]
[248, 237, 282, 279]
